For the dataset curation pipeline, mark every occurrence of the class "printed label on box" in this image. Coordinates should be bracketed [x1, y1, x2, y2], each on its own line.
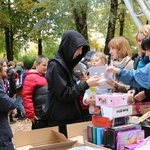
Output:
[101, 105, 132, 120]
[95, 93, 133, 108]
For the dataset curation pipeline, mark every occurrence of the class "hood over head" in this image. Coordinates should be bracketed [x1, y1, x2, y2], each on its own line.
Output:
[57, 30, 89, 70]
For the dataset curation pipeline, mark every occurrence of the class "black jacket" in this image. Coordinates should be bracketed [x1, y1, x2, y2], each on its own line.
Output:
[45, 30, 89, 125]
[133, 56, 150, 102]
[7, 68, 16, 97]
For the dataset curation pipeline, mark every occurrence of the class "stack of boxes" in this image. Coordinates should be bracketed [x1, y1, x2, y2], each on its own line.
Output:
[86, 92, 145, 150]
[95, 93, 133, 121]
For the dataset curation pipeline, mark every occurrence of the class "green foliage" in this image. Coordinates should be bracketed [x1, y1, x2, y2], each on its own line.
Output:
[42, 38, 59, 59]
[17, 54, 36, 69]
[0, 0, 143, 60]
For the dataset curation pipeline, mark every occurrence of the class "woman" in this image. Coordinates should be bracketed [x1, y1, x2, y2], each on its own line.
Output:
[0, 58, 16, 150]
[129, 25, 150, 102]
[106, 34, 150, 90]
[108, 36, 134, 92]
[134, 25, 150, 70]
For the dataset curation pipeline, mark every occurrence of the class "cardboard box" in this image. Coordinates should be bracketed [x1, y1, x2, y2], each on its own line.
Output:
[14, 126, 77, 150]
[95, 93, 133, 108]
[117, 129, 144, 150]
[92, 116, 111, 128]
[132, 102, 150, 115]
[101, 105, 132, 120]
[67, 121, 92, 146]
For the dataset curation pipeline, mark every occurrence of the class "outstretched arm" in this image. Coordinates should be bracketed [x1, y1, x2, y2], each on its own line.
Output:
[106, 64, 150, 89]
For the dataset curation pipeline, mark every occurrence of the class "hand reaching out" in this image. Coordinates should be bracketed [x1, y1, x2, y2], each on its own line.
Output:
[106, 66, 121, 74]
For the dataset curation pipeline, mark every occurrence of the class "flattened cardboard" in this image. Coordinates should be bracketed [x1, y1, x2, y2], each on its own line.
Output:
[14, 126, 76, 150]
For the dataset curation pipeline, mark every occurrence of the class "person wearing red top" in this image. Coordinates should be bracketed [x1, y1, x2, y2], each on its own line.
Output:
[22, 55, 49, 130]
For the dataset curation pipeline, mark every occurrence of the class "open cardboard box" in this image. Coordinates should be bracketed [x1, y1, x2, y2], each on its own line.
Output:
[14, 126, 76, 150]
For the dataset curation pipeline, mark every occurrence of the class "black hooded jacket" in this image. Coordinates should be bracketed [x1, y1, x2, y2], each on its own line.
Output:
[45, 30, 90, 125]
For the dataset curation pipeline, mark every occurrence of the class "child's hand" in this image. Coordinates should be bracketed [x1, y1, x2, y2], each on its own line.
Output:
[127, 89, 136, 95]
[29, 116, 38, 124]
[86, 98, 95, 106]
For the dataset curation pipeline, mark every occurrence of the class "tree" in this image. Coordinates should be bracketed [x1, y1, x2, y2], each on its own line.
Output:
[104, 0, 118, 55]
[0, 0, 36, 60]
[70, 0, 88, 40]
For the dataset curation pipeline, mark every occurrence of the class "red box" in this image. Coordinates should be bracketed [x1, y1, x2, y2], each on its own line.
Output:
[92, 115, 111, 128]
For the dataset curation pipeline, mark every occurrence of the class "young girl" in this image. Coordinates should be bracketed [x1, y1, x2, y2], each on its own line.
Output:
[0, 58, 16, 150]
[83, 52, 108, 115]
[22, 55, 49, 130]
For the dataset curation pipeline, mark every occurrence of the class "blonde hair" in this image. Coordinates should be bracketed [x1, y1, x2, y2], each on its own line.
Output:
[136, 25, 150, 56]
[8, 61, 15, 67]
[108, 36, 132, 58]
[91, 52, 107, 65]
[17, 61, 24, 67]
[35, 55, 49, 65]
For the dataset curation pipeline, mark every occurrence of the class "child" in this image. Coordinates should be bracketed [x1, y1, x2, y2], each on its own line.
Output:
[0, 58, 16, 149]
[22, 55, 49, 130]
[83, 52, 108, 116]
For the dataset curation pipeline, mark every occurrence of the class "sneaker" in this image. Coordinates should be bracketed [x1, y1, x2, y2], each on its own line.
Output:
[13, 114, 21, 118]
[17, 116, 27, 121]
[9, 120, 16, 124]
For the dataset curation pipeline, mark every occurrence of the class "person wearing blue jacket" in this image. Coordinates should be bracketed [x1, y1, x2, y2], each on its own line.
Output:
[106, 34, 150, 93]
[0, 59, 16, 150]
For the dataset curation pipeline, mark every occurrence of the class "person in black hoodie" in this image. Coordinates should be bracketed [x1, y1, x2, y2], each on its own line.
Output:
[44, 30, 103, 137]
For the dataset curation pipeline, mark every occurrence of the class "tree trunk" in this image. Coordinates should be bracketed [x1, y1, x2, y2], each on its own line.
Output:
[10, 27, 14, 60]
[73, 3, 88, 41]
[5, 27, 13, 61]
[119, 2, 125, 36]
[38, 38, 42, 55]
[104, 0, 118, 57]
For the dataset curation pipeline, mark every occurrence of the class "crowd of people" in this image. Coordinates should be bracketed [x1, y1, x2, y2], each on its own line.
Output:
[1, 25, 150, 149]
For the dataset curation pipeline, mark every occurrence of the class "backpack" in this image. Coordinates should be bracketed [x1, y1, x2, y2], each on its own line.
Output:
[16, 70, 26, 90]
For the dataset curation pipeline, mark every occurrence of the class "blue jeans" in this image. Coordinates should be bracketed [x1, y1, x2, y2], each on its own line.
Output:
[16, 95, 26, 117]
